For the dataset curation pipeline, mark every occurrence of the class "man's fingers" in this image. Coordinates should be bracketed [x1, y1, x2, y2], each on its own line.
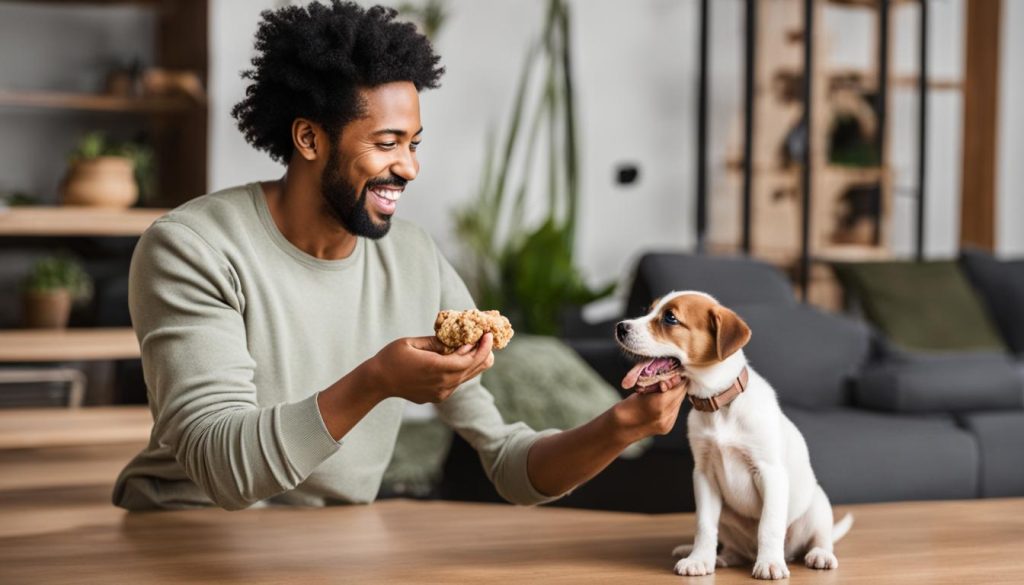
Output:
[409, 335, 450, 354]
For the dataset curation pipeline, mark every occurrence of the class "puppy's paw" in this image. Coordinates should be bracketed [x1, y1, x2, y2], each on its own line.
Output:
[804, 547, 838, 570]
[674, 555, 716, 577]
[752, 557, 790, 580]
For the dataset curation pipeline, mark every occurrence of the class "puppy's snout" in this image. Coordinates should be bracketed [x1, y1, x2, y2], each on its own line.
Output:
[616, 322, 631, 342]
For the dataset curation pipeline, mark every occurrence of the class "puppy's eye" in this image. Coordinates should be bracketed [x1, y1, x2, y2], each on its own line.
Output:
[662, 312, 679, 325]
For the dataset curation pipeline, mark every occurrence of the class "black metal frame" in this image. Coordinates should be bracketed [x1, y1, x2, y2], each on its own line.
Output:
[694, 0, 931, 297]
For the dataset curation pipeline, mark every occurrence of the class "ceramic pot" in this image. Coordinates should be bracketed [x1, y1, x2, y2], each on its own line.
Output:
[23, 289, 72, 329]
[61, 156, 138, 208]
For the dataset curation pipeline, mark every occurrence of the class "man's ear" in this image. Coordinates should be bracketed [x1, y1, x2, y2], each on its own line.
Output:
[292, 118, 324, 162]
[710, 305, 751, 360]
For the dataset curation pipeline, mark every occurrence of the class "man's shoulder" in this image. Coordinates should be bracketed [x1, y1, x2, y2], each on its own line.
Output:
[145, 183, 259, 247]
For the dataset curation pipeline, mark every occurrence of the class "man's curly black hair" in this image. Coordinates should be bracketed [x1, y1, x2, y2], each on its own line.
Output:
[232, 1, 444, 164]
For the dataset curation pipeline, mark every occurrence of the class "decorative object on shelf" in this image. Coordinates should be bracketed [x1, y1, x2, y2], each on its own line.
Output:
[21, 255, 93, 330]
[106, 59, 206, 103]
[827, 91, 879, 167]
[60, 132, 154, 208]
[453, 0, 613, 336]
[0, 190, 37, 209]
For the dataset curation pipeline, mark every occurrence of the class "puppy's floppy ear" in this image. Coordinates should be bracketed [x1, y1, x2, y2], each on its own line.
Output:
[710, 305, 751, 360]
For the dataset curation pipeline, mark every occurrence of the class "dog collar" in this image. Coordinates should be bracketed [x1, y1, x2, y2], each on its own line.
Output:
[688, 367, 749, 412]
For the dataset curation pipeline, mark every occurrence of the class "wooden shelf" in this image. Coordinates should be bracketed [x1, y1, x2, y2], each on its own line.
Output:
[891, 75, 963, 91]
[0, 406, 150, 450]
[813, 244, 893, 263]
[0, 328, 139, 362]
[0, 89, 197, 114]
[0, 206, 167, 236]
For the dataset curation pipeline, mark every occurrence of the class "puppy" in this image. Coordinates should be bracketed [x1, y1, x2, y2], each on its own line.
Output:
[616, 291, 852, 580]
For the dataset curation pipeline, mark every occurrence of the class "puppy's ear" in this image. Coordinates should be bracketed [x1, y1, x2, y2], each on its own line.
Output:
[710, 305, 751, 360]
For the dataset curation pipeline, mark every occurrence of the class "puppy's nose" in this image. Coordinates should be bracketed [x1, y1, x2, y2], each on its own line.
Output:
[616, 322, 630, 341]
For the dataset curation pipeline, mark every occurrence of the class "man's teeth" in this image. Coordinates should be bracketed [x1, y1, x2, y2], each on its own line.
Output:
[371, 188, 403, 202]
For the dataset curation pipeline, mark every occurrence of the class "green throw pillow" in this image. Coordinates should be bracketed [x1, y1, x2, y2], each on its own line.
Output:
[382, 334, 647, 496]
[832, 260, 1007, 352]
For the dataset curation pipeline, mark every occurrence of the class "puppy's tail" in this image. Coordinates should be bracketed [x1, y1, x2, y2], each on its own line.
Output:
[832, 513, 854, 543]
[671, 544, 693, 557]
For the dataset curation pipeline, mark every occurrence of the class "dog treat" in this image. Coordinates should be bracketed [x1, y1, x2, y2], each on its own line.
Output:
[434, 309, 514, 354]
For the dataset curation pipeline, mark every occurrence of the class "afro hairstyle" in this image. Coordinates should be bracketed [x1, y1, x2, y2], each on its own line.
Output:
[232, 1, 444, 164]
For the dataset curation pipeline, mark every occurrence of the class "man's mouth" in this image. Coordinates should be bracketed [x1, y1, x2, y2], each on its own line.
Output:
[368, 186, 403, 215]
[621, 354, 683, 389]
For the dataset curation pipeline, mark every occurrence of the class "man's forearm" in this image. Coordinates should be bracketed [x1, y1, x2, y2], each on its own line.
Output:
[525, 407, 639, 498]
[316, 362, 385, 441]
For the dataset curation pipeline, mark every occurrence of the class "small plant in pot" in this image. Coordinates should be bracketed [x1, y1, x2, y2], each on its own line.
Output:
[22, 256, 93, 329]
[61, 132, 154, 208]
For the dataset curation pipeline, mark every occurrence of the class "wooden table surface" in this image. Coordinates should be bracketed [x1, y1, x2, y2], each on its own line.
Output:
[1, 416, 1024, 584]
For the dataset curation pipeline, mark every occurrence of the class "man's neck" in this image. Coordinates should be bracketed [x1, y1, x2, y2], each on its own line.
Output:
[263, 173, 358, 261]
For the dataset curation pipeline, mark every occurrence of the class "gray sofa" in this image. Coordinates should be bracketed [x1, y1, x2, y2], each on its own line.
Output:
[568, 253, 1024, 505]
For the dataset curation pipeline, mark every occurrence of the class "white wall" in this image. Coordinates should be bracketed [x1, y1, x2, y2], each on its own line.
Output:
[209, 0, 699, 296]
[998, 0, 1024, 257]
[208, 0, 1024, 288]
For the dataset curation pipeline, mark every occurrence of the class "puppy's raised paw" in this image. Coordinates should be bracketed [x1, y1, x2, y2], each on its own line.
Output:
[674, 556, 715, 576]
[804, 547, 838, 570]
[752, 557, 790, 580]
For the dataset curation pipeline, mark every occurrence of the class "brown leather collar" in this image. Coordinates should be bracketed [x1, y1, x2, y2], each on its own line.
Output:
[688, 367, 749, 412]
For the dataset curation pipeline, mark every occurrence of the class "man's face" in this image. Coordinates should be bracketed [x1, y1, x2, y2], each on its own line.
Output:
[321, 81, 422, 239]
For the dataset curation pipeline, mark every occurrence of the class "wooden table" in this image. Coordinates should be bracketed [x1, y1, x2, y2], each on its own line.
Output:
[1, 415, 1023, 584]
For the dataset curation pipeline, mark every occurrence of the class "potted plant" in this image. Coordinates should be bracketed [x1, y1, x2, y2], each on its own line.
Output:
[22, 256, 93, 329]
[60, 132, 154, 208]
[454, 0, 613, 336]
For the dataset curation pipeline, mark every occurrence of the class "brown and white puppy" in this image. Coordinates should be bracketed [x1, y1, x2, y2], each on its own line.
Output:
[616, 291, 852, 580]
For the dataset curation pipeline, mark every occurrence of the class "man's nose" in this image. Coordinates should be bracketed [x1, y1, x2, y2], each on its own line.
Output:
[616, 322, 630, 341]
[392, 151, 418, 182]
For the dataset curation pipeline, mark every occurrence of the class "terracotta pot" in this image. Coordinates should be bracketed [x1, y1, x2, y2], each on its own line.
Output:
[61, 156, 138, 208]
[23, 289, 73, 329]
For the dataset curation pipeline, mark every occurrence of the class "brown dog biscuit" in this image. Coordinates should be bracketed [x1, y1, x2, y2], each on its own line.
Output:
[434, 309, 514, 354]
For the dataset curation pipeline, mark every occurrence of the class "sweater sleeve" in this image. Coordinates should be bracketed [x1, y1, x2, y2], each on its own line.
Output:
[431, 252, 564, 506]
[129, 221, 341, 510]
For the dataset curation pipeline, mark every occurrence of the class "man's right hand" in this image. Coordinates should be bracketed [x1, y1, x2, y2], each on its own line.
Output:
[365, 333, 495, 404]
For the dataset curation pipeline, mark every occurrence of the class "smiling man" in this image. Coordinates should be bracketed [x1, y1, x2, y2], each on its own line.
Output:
[113, 1, 687, 511]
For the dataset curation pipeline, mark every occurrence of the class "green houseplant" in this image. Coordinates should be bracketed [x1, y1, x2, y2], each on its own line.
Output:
[61, 132, 154, 208]
[22, 256, 93, 329]
[454, 0, 613, 336]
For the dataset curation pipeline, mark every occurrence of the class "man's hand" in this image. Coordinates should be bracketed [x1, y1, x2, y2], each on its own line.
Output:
[610, 374, 689, 444]
[365, 332, 495, 404]
[525, 373, 689, 497]
[317, 333, 494, 441]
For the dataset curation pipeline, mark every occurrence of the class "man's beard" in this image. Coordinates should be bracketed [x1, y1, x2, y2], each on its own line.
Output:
[320, 151, 404, 240]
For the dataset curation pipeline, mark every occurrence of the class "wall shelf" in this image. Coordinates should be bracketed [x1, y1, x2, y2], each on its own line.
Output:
[0, 89, 197, 114]
[0, 207, 167, 237]
[0, 328, 139, 362]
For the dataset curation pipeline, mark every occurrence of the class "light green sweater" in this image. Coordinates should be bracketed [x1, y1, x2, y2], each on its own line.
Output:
[113, 182, 559, 510]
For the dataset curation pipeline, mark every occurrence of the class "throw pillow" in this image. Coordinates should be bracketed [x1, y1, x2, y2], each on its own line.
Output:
[960, 248, 1024, 356]
[832, 260, 1007, 352]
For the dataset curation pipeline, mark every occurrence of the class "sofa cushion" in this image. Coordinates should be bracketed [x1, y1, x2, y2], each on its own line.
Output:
[832, 260, 1007, 352]
[960, 248, 1024, 356]
[959, 411, 1024, 497]
[785, 407, 979, 504]
[736, 304, 871, 408]
[854, 352, 1024, 413]
[625, 253, 796, 318]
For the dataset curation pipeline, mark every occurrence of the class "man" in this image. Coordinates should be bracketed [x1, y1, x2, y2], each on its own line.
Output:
[113, 1, 686, 511]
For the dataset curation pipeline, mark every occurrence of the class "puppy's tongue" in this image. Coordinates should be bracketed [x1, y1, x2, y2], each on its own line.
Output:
[621, 358, 654, 389]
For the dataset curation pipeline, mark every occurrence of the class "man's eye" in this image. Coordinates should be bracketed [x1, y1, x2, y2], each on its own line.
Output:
[378, 142, 397, 150]
[663, 312, 679, 325]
